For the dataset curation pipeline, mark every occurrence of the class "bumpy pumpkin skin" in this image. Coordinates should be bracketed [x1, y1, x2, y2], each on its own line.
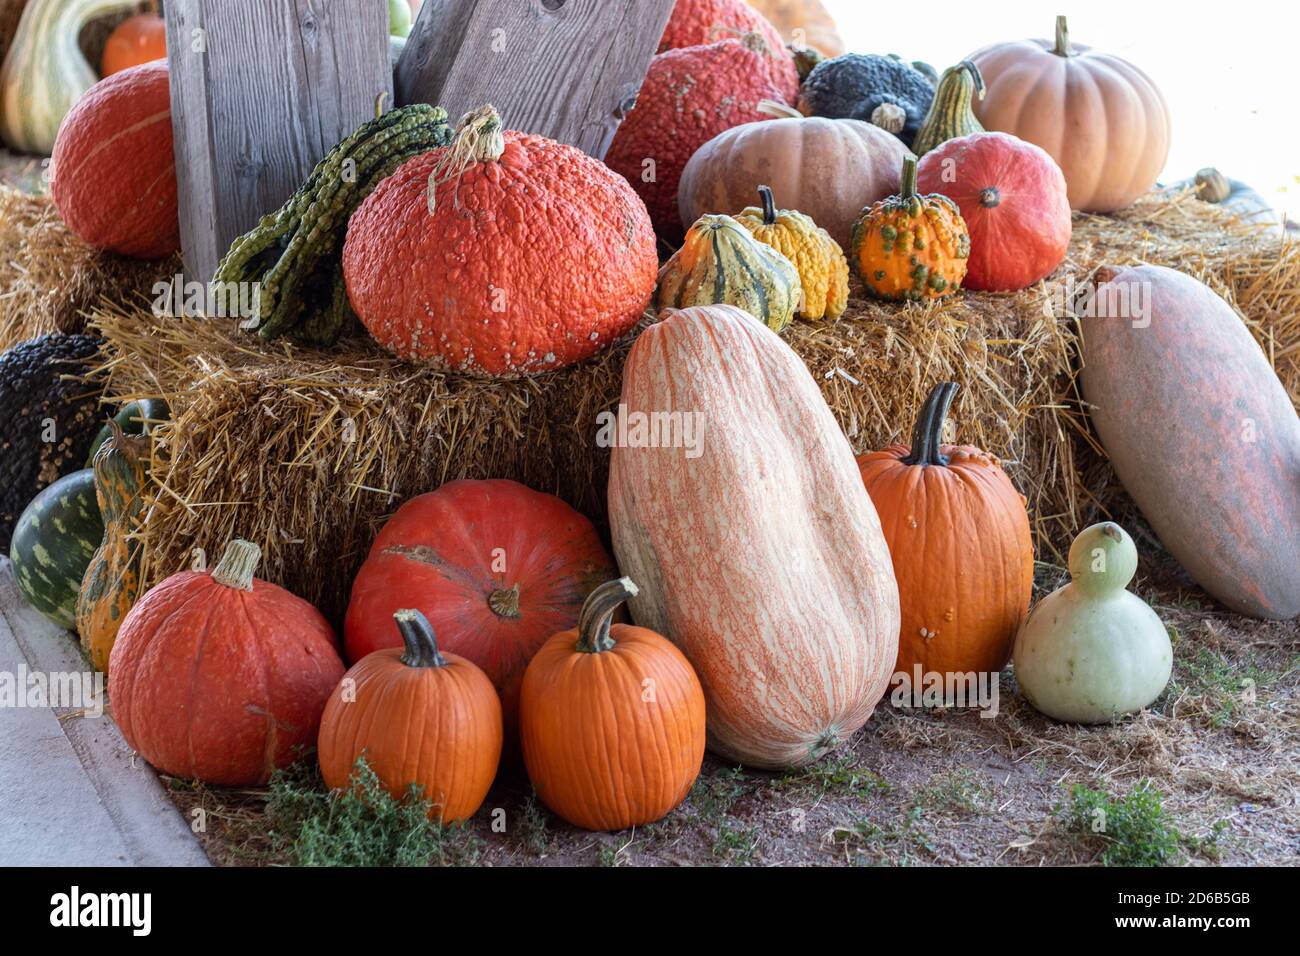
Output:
[658, 0, 799, 102]
[343, 127, 657, 376]
[606, 37, 795, 239]
[319, 611, 502, 824]
[520, 579, 706, 831]
[343, 479, 617, 735]
[109, 540, 345, 786]
[734, 186, 848, 320]
[857, 384, 1033, 680]
[851, 159, 970, 301]
[1079, 265, 1300, 619]
[917, 132, 1071, 292]
[50, 60, 178, 258]
[655, 214, 801, 331]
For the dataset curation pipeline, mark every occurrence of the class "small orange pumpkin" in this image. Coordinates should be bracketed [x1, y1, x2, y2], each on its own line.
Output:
[319, 609, 502, 824]
[519, 578, 706, 831]
[100, 14, 167, 77]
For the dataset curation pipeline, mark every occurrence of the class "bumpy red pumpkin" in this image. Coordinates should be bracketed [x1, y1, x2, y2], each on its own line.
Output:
[606, 36, 796, 239]
[109, 539, 345, 786]
[343, 107, 657, 376]
[657, 0, 798, 102]
[50, 60, 178, 258]
[344, 479, 617, 734]
[917, 132, 1070, 291]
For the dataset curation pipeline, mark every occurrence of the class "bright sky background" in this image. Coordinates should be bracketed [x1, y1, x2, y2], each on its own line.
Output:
[824, 1, 1300, 221]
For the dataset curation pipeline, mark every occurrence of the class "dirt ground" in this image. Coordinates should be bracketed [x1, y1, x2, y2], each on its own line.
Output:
[165, 526, 1299, 868]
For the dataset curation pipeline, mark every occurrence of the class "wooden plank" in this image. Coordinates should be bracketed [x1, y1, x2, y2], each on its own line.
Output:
[396, 0, 674, 159]
[165, 0, 392, 285]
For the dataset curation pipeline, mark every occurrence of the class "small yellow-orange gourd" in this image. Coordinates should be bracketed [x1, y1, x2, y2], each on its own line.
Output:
[734, 185, 848, 320]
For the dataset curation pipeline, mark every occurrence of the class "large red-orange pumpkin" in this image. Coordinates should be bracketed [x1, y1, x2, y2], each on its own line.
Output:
[520, 578, 706, 831]
[343, 106, 657, 376]
[657, 0, 798, 102]
[50, 60, 178, 258]
[109, 539, 345, 786]
[857, 383, 1033, 679]
[343, 479, 617, 734]
[966, 16, 1170, 213]
[916, 131, 1071, 291]
[605, 36, 796, 240]
[319, 609, 502, 823]
[100, 13, 167, 77]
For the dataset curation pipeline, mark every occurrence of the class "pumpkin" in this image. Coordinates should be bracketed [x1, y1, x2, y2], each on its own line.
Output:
[76, 422, 148, 672]
[109, 538, 345, 786]
[1014, 523, 1172, 724]
[657, 0, 799, 102]
[916, 131, 1071, 292]
[100, 13, 165, 76]
[50, 60, 178, 258]
[1181, 167, 1281, 232]
[0, 0, 136, 153]
[1078, 265, 1300, 619]
[8, 469, 102, 630]
[797, 53, 935, 146]
[655, 213, 800, 332]
[343, 479, 617, 735]
[319, 609, 502, 823]
[520, 578, 707, 831]
[344, 106, 656, 375]
[967, 16, 1171, 213]
[744, 0, 845, 57]
[605, 36, 796, 240]
[911, 60, 984, 156]
[678, 100, 910, 250]
[850, 156, 969, 301]
[857, 383, 1033, 681]
[609, 304, 899, 768]
[733, 185, 848, 320]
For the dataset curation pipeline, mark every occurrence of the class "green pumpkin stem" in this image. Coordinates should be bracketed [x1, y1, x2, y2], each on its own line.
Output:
[900, 156, 919, 201]
[575, 578, 639, 654]
[757, 185, 777, 226]
[902, 382, 959, 467]
[394, 609, 447, 668]
[210, 538, 261, 591]
[1054, 15, 1073, 57]
[960, 60, 985, 98]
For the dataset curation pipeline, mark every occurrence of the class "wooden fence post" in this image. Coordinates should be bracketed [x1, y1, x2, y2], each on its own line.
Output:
[396, 0, 674, 159]
[164, 0, 391, 286]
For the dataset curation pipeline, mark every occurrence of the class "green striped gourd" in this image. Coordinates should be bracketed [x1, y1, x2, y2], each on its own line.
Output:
[911, 61, 985, 157]
[213, 103, 453, 346]
[8, 470, 103, 630]
[655, 214, 801, 332]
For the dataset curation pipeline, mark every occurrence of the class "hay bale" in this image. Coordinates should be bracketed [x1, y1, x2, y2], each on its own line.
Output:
[83, 189, 1300, 623]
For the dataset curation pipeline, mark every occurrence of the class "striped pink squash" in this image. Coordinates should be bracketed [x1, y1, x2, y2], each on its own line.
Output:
[608, 304, 899, 768]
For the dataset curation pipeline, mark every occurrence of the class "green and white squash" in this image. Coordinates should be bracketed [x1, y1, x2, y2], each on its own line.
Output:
[911, 60, 985, 157]
[1013, 522, 1172, 724]
[655, 214, 802, 333]
[8, 469, 104, 629]
[0, 0, 139, 154]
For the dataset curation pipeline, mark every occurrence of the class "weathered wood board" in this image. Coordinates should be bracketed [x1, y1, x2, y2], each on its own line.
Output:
[165, 0, 392, 285]
[396, 0, 674, 159]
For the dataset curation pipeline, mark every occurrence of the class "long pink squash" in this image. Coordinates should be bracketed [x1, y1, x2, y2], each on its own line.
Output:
[608, 304, 900, 768]
[1080, 264, 1300, 619]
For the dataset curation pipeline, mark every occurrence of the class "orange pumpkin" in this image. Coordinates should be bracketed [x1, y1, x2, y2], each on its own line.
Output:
[744, 0, 846, 56]
[520, 578, 706, 831]
[857, 383, 1033, 680]
[319, 609, 502, 823]
[967, 16, 1171, 212]
[100, 13, 166, 77]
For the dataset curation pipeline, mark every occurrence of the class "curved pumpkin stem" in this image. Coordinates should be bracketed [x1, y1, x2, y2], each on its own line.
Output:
[394, 608, 447, 668]
[1053, 15, 1073, 57]
[757, 185, 777, 226]
[899, 156, 919, 201]
[757, 99, 802, 120]
[902, 382, 959, 467]
[211, 539, 261, 591]
[959, 60, 985, 99]
[575, 578, 639, 654]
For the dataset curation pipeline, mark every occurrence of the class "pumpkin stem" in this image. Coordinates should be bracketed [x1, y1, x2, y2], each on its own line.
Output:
[426, 105, 504, 209]
[899, 156, 919, 201]
[871, 102, 906, 134]
[979, 187, 1001, 208]
[902, 382, 958, 467]
[1053, 15, 1073, 57]
[1194, 167, 1231, 204]
[757, 99, 802, 120]
[210, 539, 261, 591]
[757, 185, 777, 226]
[488, 583, 521, 619]
[959, 60, 985, 99]
[575, 578, 639, 654]
[394, 609, 447, 668]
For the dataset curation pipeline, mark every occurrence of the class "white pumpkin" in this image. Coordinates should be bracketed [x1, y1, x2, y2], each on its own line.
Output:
[1013, 522, 1171, 724]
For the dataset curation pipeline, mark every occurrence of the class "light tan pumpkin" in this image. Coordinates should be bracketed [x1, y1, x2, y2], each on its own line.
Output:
[744, 0, 845, 57]
[608, 304, 900, 768]
[677, 100, 911, 250]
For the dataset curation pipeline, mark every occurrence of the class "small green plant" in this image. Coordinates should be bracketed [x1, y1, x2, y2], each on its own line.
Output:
[1062, 781, 1182, 866]
[512, 792, 551, 856]
[266, 757, 485, 866]
[688, 766, 747, 822]
[914, 768, 988, 814]
[713, 824, 759, 865]
[778, 754, 890, 797]
[1172, 647, 1273, 727]
[828, 804, 935, 866]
